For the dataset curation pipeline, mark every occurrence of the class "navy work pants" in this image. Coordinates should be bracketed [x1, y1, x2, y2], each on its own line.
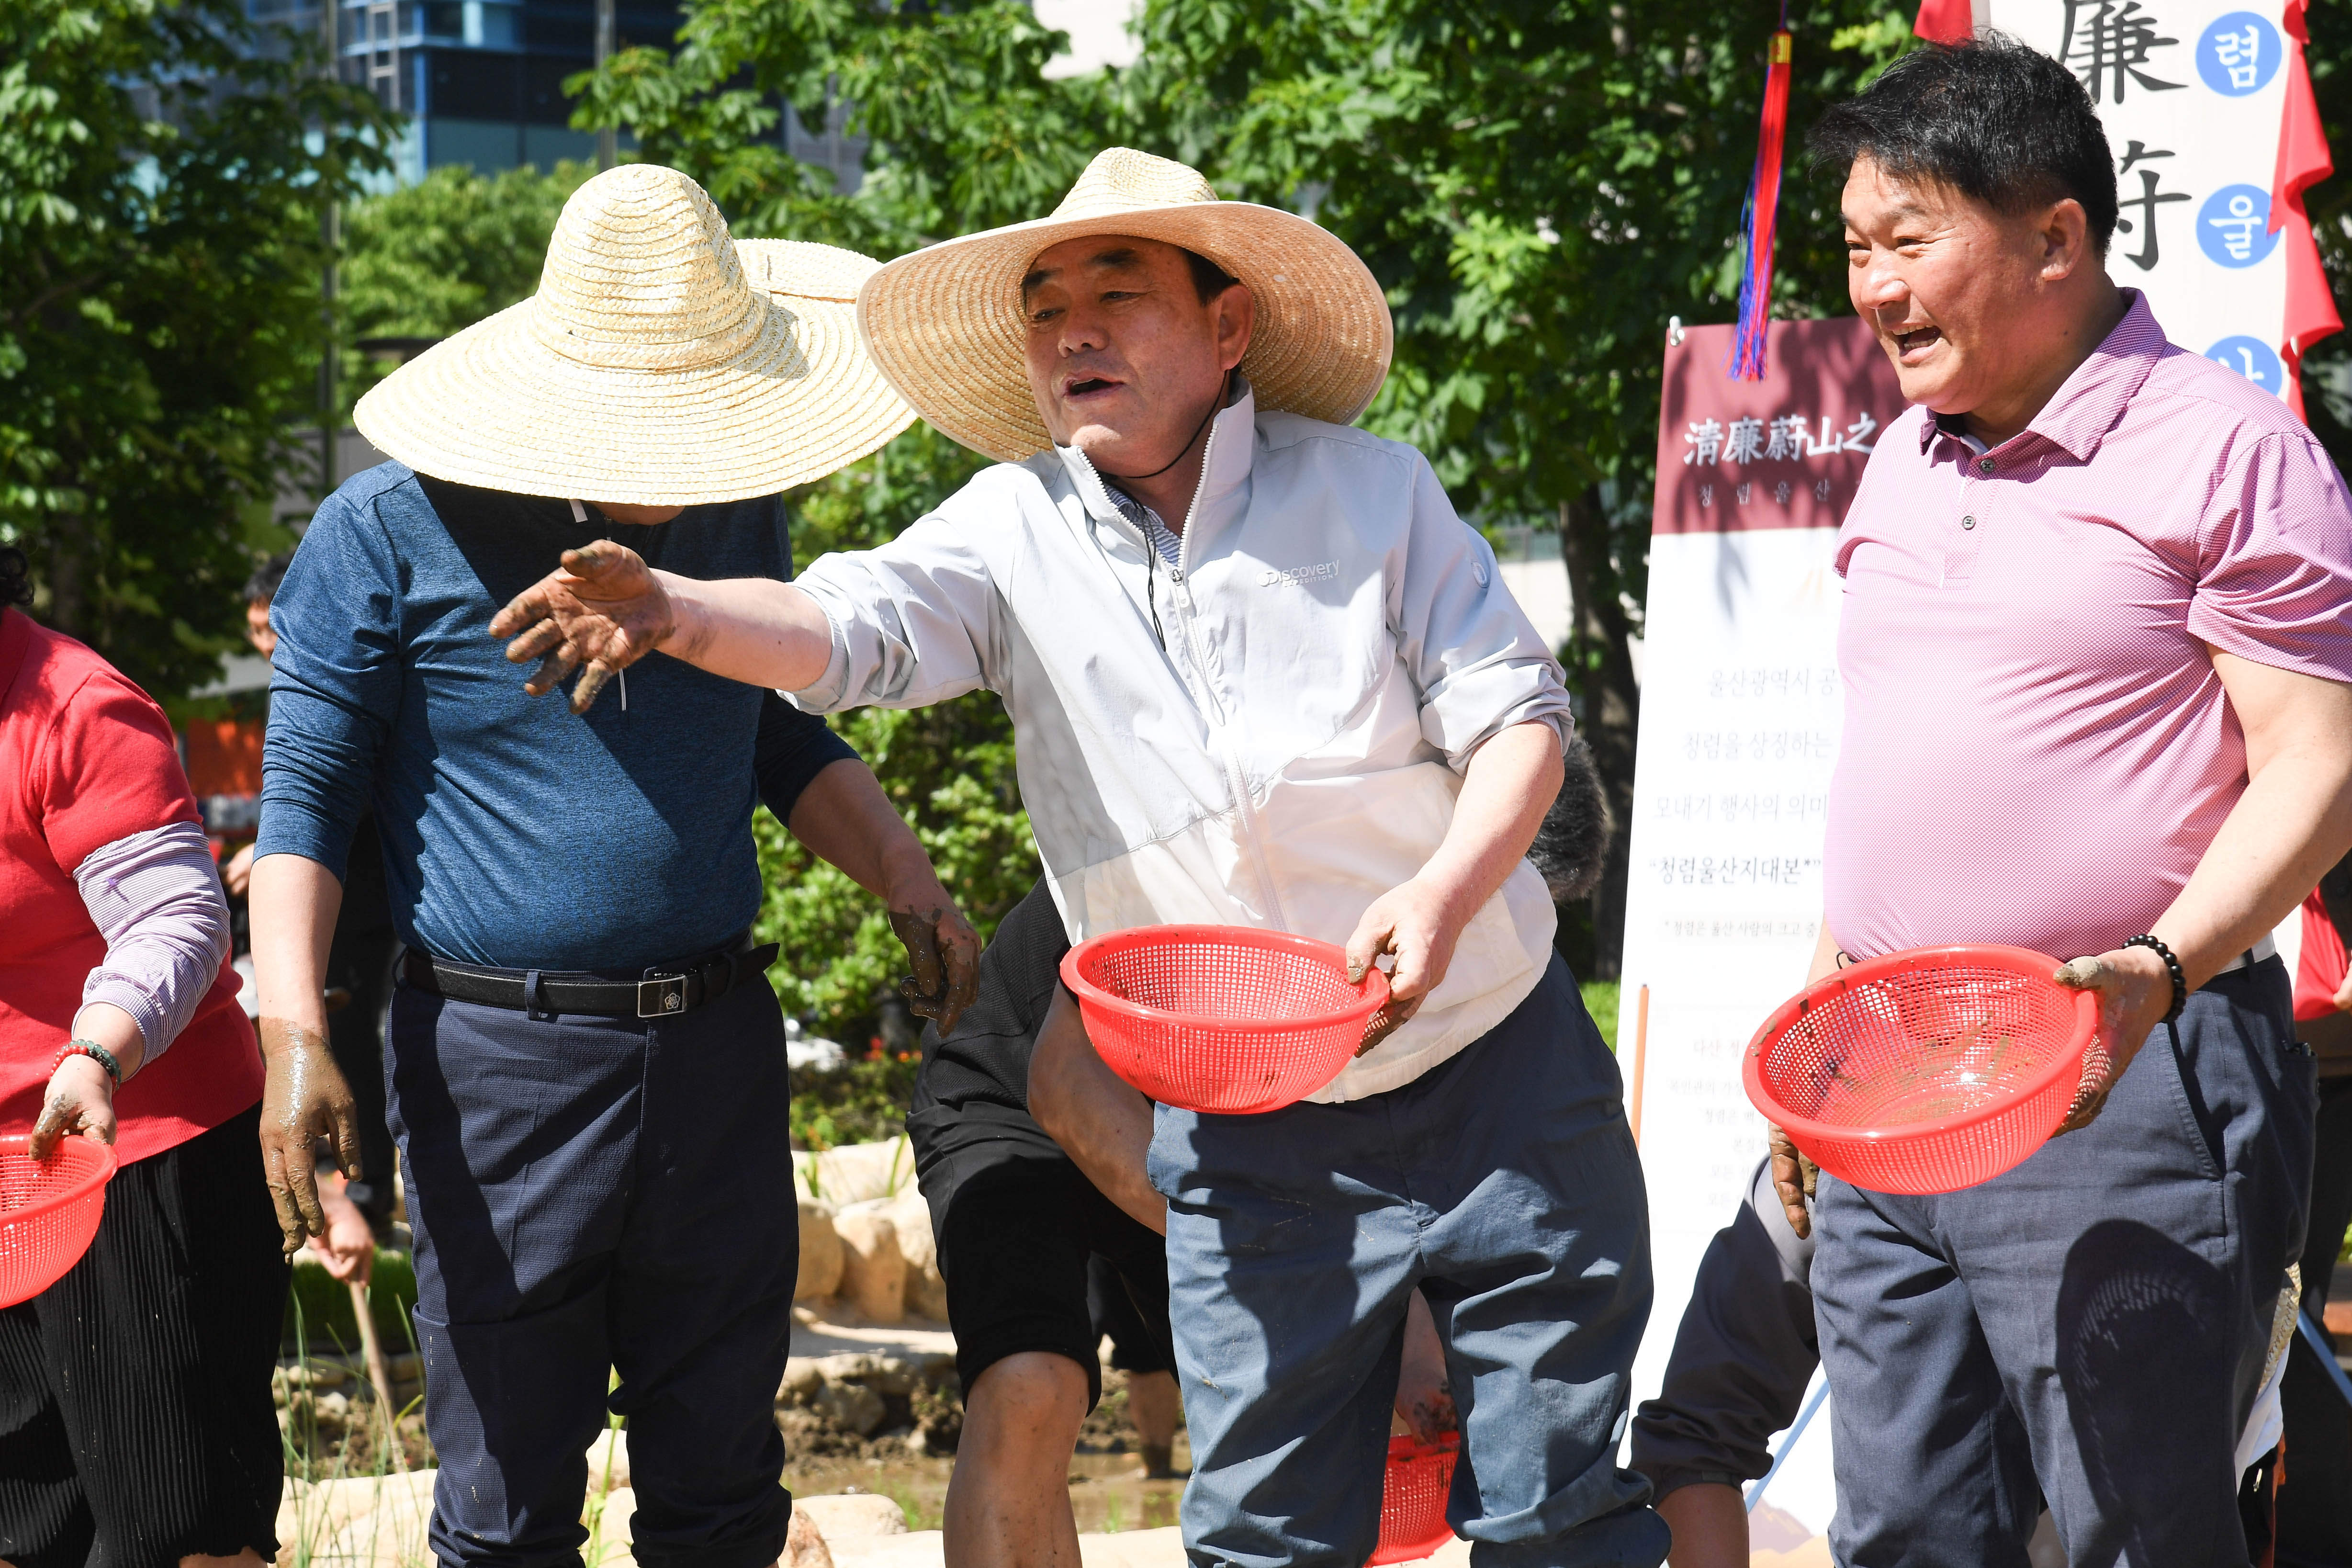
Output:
[387, 974, 798, 1568]
[1150, 956, 1668, 1568]
[1814, 958, 2316, 1567]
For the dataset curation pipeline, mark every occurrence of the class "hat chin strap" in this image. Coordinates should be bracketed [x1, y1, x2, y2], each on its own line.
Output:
[1096, 372, 1229, 485]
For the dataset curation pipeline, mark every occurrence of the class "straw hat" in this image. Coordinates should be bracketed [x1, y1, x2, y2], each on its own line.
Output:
[355, 165, 915, 506]
[857, 147, 1394, 464]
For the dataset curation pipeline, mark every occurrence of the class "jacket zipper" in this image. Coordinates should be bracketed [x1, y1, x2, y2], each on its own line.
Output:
[1163, 421, 1291, 934]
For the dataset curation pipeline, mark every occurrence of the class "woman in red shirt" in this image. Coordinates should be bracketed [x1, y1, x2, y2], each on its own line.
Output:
[0, 547, 288, 1568]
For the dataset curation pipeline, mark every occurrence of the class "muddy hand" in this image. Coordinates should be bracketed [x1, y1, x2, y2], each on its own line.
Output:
[28, 1055, 117, 1161]
[1767, 1123, 1817, 1240]
[890, 903, 980, 1038]
[2049, 954, 2138, 1135]
[489, 541, 674, 714]
[257, 1018, 363, 1256]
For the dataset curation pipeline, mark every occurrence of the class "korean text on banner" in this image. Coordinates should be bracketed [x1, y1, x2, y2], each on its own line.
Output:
[1987, 0, 2337, 406]
[1621, 317, 1902, 1461]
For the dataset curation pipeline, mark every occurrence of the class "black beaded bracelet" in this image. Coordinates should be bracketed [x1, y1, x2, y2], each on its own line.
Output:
[2123, 934, 2187, 1025]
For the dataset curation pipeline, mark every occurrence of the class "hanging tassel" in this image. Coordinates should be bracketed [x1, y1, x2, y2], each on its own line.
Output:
[1729, 21, 1794, 381]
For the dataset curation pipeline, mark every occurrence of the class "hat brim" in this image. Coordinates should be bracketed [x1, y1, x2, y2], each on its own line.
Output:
[355, 279, 916, 506]
[856, 202, 1393, 465]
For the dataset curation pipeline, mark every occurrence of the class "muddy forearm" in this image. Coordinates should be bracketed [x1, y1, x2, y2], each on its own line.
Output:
[659, 574, 835, 694]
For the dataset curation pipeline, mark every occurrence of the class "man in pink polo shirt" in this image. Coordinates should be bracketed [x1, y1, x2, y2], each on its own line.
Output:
[1778, 37, 2352, 1567]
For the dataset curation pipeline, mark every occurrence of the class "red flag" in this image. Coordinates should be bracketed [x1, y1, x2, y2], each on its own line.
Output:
[1913, 0, 1972, 45]
[2269, 0, 2341, 419]
[1730, 28, 1794, 380]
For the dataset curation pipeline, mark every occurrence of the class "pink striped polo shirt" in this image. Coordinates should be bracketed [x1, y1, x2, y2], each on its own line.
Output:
[1825, 292, 2352, 964]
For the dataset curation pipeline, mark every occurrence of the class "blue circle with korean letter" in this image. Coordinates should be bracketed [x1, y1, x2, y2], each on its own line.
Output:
[2197, 12, 2282, 96]
[2198, 185, 2280, 268]
[2205, 336, 2284, 397]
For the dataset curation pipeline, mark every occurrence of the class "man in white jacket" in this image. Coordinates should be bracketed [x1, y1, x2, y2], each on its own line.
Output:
[493, 149, 1666, 1568]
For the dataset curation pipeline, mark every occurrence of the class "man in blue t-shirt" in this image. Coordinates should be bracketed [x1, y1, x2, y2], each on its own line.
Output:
[250, 169, 975, 1568]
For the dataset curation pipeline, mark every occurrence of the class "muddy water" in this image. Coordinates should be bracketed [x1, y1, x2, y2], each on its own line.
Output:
[782, 1441, 1195, 1535]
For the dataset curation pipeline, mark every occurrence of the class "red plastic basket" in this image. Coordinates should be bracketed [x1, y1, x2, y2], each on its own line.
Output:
[1058, 925, 1389, 1115]
[0, 1137, 115, 1308]
[1370, 1432, 1461, 1565]
[1743, 945, 2098, 1195]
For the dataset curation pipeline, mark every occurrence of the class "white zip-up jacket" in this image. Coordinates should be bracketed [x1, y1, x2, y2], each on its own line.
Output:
[789, 381, 1574, 1100]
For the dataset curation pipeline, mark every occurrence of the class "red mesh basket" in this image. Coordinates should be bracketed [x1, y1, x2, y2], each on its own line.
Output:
[1370, 1432, 1461, 1565]
[1743, 945, 2098, 1195]
[1058, 925, 1389, 1115]
[0, 1137, 115, 1308]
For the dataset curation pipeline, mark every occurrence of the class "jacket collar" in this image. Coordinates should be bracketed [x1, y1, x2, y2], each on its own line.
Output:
[1055, 375, 1259, 540]
[1915, 289, 2165, 464]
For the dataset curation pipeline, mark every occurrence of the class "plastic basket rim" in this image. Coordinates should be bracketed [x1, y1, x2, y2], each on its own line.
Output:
[1741, 944, 2098, 1148]
[1058, 924, 1390, 1033]
[0, 1135, 117, 1226]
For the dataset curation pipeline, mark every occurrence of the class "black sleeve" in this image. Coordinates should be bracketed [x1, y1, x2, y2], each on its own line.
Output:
[1627, 1159, 1821, 1500]
[754, 691, 859, 824]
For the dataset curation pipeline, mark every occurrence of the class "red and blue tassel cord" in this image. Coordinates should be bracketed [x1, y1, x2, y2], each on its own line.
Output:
[1729, 20, 1794, 381]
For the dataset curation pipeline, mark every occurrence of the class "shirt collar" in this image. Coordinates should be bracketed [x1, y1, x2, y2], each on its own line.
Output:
[1057, 375, 1258, 535]
[1914, 289, 2166, 464]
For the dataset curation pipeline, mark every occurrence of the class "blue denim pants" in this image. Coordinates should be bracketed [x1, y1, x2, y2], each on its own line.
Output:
[387, 974, 798, 1568]
[1148, 957, 1667, 1568]
[1813, 958, 2316, 1567]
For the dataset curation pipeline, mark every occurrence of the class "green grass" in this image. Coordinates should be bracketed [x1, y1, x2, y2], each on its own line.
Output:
[1580, 981, 1621, 1051]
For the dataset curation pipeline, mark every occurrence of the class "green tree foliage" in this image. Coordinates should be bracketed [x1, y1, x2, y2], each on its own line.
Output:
[0, 0, 393, 698]
[753, 426, 1039, 1045]
[336, 159, 595, 410]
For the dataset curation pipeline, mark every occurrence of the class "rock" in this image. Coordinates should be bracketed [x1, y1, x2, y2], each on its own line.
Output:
[795, 1139, 914, 1207]
[811, 1379, 889, 1438]
[585, 1428, 630, 1491]
[777, 1358, 827, 1407]
[830, 1208, 905, 1324]
[785, 1506, 836, 1568]
[790, 1494, 909, 1541]
[882, 1190, 946, 1321]
[812, 1353, 916, 1397]
[797, 1200, 844, 1303]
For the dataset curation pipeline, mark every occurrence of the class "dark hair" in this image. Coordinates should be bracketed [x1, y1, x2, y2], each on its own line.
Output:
[0, 547, 29, 609]
[244, 550, 293, 607]
[1182, 246, 1240, 305]
[1811, 34, 2116, 254]
[1529, 737, 1614, 903]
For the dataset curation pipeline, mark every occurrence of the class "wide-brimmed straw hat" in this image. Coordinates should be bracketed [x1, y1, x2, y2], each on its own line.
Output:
[355, 165, 914, 506]
[857, 147, 1394, 464]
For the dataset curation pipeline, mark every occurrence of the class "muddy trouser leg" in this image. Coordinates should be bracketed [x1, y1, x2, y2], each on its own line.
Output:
[1814, 956, 2316, 1568]
[1151, 957, 1666, 1568]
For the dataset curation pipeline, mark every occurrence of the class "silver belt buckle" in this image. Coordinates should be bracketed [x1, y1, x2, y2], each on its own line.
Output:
[637, 974, 687, 1018]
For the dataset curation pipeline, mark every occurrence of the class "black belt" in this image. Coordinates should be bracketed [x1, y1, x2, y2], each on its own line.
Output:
[399, 933, 780, 1020]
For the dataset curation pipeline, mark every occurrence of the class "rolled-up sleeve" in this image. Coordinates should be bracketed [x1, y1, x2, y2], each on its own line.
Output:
[785, 516, 1002, 714]
[1393, 452, 1576, 768]
[256, 491, 405, 882]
